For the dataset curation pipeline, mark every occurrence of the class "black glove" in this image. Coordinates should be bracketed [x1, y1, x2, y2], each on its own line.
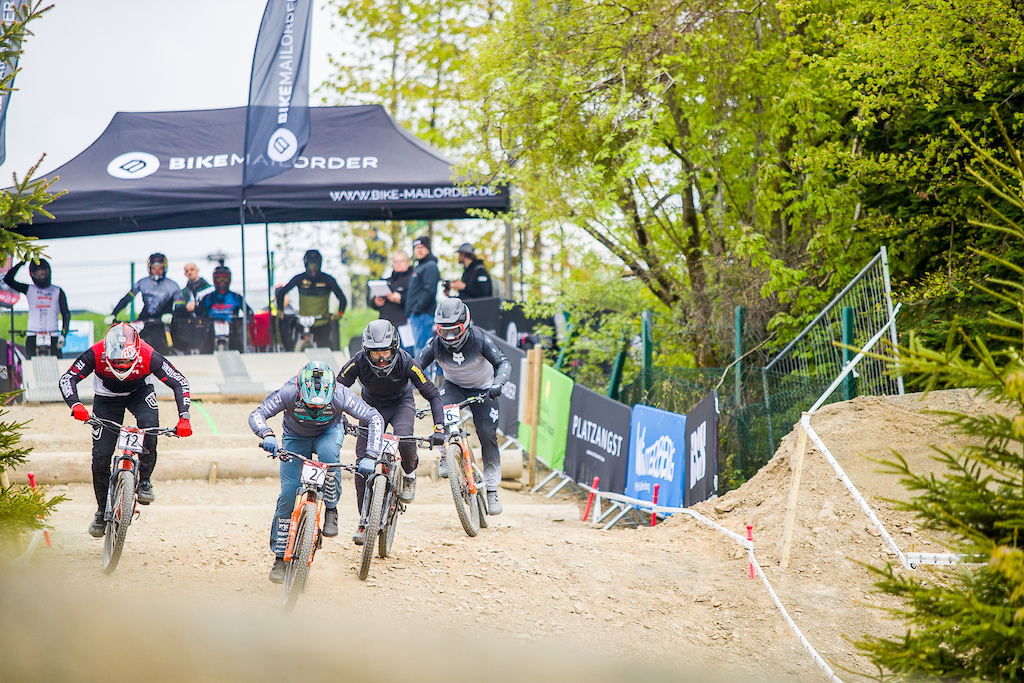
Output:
[487, 383, 503, 399]
[429, 432, 446, 447]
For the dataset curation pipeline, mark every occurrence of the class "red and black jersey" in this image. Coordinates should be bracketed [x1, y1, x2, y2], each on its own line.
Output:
[59, 339, 191, 415]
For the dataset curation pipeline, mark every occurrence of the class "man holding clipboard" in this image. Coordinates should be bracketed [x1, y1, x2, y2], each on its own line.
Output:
[368, 250, 415, 352]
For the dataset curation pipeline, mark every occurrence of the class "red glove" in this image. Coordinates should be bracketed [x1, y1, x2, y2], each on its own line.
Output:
[71, 403, 89, 422]
[176, 416, 192, 437]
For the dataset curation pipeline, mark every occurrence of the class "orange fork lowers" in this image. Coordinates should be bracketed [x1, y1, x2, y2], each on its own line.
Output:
[461, 443, 477, 496]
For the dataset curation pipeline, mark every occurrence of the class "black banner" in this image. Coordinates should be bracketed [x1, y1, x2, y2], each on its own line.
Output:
[465, 297, 502, 333]
[564, 384, 631, 495]
[485, 331, 525, 438]
[683, 390, 718, 507]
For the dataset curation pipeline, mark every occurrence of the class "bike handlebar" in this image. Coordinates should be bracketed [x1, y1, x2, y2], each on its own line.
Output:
[342, 421, 435, 447]
[415, 394, 485, 420]
[272, 448, 357, 471]
[86, 415, 180, 438]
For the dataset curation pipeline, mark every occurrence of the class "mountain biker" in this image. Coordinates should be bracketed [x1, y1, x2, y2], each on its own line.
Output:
[107, 253, 182, 355]
[195, 265, 253, 352]
[416, 298, 511, 515]
[338, 319, 446, 544]
[404, 236, 440, 355]
[275, 249, 347, 350]
[59, 323, 192, 537]
[248, 361, 384, 584]
[3, 258, 71, 358]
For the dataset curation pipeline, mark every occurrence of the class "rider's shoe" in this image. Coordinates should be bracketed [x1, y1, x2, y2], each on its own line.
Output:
[322, 508, 339, 537]
[400, 475, 416, 503]
[486, 490, 503, 516]
[269, 557, 287, 584]
[88, 511, 105, 538]
[136, 480, 155, 505]
[352, 525, 366, 546]
[437, 454, 448, 479]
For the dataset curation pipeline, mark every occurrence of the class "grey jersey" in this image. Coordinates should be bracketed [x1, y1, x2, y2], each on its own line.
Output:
[248, 377, 384, 457]
[131, 276, 182, 319]
[416, 327, 511, 391]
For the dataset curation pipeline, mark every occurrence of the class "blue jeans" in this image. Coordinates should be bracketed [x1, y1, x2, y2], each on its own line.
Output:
[410, 312, 434, 356]
[270, 423, 343, 558]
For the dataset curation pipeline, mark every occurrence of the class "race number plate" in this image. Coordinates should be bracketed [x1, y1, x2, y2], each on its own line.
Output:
[300, 461, 327, 487]
[382, 433, 399, 456]
[214, 320, 230, 336]
[35, 333, 51, 347]
[443, 404, 461, 425]
[116, 429, 145, 453]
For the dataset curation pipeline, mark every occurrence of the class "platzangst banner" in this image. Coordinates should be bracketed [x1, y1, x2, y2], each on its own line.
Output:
[17, 106, 509, 239]
[563, 384, 631, 495]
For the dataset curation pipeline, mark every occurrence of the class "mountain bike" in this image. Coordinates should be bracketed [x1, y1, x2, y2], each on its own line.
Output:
[86, 415, 179, 573]
[417, 395, 489, 537]
[271, 447, 350, 611]
[349, 422, 432, 581]
[292, 314, 332, 352]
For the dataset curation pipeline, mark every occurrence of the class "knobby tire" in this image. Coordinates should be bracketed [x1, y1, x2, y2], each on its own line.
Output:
[102, 470, 135, 574]
[379, 469, 401, 559]
[448, 442, 479, 537]
[358, 477, 385, 580]
[282, 501, 317, 612]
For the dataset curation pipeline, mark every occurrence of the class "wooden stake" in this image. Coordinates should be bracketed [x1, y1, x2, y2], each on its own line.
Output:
[781, 417, 809, 569]
[527, 347, 543, 488]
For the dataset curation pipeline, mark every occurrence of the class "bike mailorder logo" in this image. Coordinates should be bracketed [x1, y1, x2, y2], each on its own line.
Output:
[267, 128, 299, 163]
[107, 152, 160, 180]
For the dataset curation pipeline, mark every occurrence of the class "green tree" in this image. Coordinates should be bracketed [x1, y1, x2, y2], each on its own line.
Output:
[855, 122, 1024, 680]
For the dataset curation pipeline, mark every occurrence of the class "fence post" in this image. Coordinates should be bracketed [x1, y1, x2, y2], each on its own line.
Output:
[129, 263, 135, 321]
[606, 337, 626, 401]
[734, 305, 744, 406]
[641, 311, 653, 401]
[527, 347, 544, 488]
[842, 306, 857, 401]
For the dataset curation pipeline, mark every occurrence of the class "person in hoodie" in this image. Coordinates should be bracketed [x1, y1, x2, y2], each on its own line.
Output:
[404, 236, 440, 355]
[446, 242, 493, 300]
[3, 258, 71, 358]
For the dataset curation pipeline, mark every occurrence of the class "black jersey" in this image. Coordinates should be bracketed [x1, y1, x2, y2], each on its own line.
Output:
[338, 348, 445, 427]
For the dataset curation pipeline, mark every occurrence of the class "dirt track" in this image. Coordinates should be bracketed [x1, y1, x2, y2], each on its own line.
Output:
[1, 390, 998, 682]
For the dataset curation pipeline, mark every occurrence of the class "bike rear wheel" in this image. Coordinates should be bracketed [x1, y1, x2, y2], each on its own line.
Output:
[102, 470, 135, 574]
[358, 477, 386, 580]
[448, 442, 479, 537]
[282, 501, 317, 612]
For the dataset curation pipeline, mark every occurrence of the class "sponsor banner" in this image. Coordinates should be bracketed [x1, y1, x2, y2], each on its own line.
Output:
[0, 1, 17, 165]
[244, 0, 314, 187]
[684, 390, 719, 507]
[625, 405, 686, 509]
[484, 331, 525, 439]
[518, 364, 573, 471]
[329, 184, 503, 203]
[564, 384, 630, 495]
[466, 298, 502, 333]
[63, 320, 94, 356]
[0, 256, 20, 307]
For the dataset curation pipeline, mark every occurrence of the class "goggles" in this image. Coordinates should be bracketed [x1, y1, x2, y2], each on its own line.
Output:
[436, 322, 466, 342]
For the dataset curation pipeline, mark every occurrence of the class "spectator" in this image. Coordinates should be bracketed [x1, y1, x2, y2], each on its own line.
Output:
[275, 249, 347, 350]
[173, 262, 212, 354]
[446, 242, 493, 300]
[3, 259, 71, 358]
[108, 253, 181, 355]
[369, 250, 412, 326]
[404, 236, 440, 355]
[195, 265, 253, 352]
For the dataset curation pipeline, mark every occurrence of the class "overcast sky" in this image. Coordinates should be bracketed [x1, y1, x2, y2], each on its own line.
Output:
[1, 0, 351, 312]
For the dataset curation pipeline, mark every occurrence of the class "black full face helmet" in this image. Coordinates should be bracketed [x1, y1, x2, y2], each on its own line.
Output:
[303, 249, 322, 274]
[434, 297, 471, 350]
[362, 319, 400, 376]
[29, 259, 51, 288]
[213, 265, 231, 293]
[148, 253, 168, 281]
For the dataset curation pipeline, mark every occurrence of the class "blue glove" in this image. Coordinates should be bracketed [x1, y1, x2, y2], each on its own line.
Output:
[261, 435, 279, 457]
[487, 383, 503, 399]
[357, 457, 376, 477]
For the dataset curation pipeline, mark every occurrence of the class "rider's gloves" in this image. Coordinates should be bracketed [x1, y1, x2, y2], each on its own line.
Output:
[429, 432, 445, 447]
[71, 403, 90, 422]
[104, 315, 115, 326]
[487, 383, 503, 399]
[176, 415, 192, 437]
[357, 457, 376, 477]
[57, 334, 66, 349]
[261, 434, 279, 457]
[161, 313, 174, 325]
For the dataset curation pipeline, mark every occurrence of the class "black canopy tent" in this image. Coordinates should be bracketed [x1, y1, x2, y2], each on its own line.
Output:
[15, 105, 509, 350]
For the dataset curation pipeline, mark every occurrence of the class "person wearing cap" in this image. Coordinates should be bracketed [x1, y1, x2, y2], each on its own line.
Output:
[447, 243, 493, 301]
[404, 236, 441, 355]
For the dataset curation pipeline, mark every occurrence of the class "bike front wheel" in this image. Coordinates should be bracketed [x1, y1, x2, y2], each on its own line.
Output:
[448, 442, 479, 537]
[282, 501, 317, 612]
[102, 470, 135, 574]
[379, 471, 401, 559]
[358, 477, 386, 580]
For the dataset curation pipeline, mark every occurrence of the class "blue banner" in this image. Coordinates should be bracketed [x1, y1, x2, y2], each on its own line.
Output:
[624, 405, 686, 509]
[0, 2, 21, 166]
[243, 0, 314, 188]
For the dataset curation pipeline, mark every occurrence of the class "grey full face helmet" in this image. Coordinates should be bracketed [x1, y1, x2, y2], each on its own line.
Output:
[434, 297, 471, 350]
[362, 319, 400, 376]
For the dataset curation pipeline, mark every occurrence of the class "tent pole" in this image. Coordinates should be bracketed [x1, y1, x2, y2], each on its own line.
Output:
[240, 204, 249, 353]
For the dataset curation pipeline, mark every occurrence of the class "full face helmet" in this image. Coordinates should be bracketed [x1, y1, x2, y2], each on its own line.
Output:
[104, 323, 143, 381]
[362, 319, 400, 377]
[434, 298, 472, 350]
[212, 265, 231, 293]
[148, 253, 168, 281]
[296, 361, 335, 420]
[303, 249, 322, 275]
[28, 259, 51, 288]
